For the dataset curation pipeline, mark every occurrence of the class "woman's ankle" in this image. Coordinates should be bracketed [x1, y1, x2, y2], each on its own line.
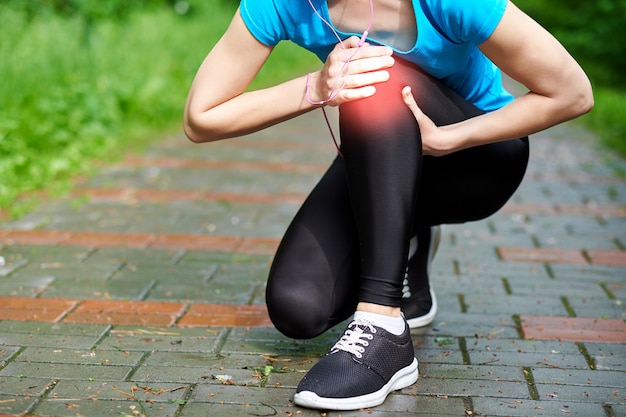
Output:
[356, 302, 402, 318]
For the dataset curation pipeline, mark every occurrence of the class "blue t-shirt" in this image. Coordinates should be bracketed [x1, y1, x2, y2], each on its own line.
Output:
[240, 0, 513, 112]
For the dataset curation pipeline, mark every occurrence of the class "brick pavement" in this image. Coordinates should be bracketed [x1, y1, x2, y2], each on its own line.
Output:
[0, 108, 624, 417]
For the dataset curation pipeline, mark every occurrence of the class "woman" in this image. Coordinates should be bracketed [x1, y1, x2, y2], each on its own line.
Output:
[184, 0, 593, 410]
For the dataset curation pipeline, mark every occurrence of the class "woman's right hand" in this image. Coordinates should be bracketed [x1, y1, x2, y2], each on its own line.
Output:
[308, 36, 395, 106]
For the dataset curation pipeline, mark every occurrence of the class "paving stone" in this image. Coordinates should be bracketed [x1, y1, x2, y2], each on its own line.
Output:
[421, 312, 520, 339]
[361, 392, 471, 416]
[612, 403, 626, 417]
[0, 333, 98, 350]
[15, 263, 115, 281]
[142, 351, 271, 380]
[49, 380, 189, 402]
[0, 258, 28, 277]
[86, 247, 183, 266]
[463, 293, 570, 316]
[0, 394, 37, 416]
[0, 361, 132, 381]
[588, 249, 626, 267]
[566, 296, 625, 320]
[0, 244, 91, 265]
[535, 381, 625, 405]
[0, 296, 77, 323]
[433, 274, 509, 298]
[584, 342, 626, 371]
[414, 376, 530, 399]
[220, 326, 339, 358]
[0, 346, 20, 367]
[34, 398, 180, 417]
[131, 361, 263, 386]
[0, 320, 108, 336]
[473, 397, 607, 417]
[521, 315, 626, 344]
[40, 277, 156, 300]
[506, 278, 605, 298]
[0, 376, 53, 396]
[15, 347, 142, 366]
[532, 368, 625, 388]
[210, 263, 270, 283]
[0, 275, 55, 297]
[465, 337, 582, 355]
[177, 251, 270, 270]
[189, 383, 294, 405]
[593, 355, 626, 372]
[178, 402, 303, 417]
[461, 261, 552, 280]
[264, 356, 320, 388]
[419, 363, 526, 382]
[468, 348, 589, 370]
[162, 281, 257, 304]
[64, 299, 187, 327]
[0, 230, 70, 246]
[179, 400, 474, 417]
[498, 247, 588, 265]
[1, 102, 625, 416]
[414, 348, 465, 366]
[549, 263, 626, 284]
[109, 265, 208, 289]
[178, 303, 272, 328]
[96, 326, 224, 353]
[188, 384, 471, 416]
[148, 282, 225, 302]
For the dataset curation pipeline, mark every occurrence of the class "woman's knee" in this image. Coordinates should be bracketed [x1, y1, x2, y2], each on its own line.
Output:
[266, 285, 331, 339]
[339, 60, 419, 128]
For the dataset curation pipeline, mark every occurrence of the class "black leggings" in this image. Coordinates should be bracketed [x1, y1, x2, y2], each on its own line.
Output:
[267, 59, 529, 339]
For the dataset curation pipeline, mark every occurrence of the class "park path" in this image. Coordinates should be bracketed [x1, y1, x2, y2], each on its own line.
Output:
[0, 107, 625, 417]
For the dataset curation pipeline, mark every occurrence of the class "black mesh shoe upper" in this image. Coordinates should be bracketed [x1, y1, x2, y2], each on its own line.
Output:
[296, 319, 415, 399]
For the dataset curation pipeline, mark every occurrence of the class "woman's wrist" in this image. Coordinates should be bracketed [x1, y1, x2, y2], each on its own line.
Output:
[304, 70, 326, 106]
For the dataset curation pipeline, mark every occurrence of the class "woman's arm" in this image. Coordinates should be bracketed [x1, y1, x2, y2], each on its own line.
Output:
[184, 9, 394, 143]
[184, 10, 310, 143]
[402, 1, 594, 156]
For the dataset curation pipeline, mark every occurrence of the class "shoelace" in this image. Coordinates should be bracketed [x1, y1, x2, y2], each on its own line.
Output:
[331, 319, 377, 359]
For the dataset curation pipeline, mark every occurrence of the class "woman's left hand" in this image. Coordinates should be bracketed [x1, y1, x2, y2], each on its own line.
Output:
[402, 86, 458, 156]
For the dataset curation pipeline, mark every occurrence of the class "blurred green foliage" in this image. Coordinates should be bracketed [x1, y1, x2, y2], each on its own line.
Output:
[0, 0, 318, 214]
[0, 0, 172, 19]
[516, 0, 626, 155]
[515, 0, 626, 89]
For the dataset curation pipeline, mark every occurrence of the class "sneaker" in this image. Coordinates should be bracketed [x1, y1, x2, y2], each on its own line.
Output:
[293, 318, 418, 410]
[402, 225, 441, 328]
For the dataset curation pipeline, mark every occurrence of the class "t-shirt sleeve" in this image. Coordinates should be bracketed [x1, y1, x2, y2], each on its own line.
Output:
[239, 0, 288, 46]
[434, 0, 509, 44]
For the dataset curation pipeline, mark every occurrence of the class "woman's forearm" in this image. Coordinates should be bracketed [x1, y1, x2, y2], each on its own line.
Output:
[446, 85, 594, 151]
[184, 74, 318, 143]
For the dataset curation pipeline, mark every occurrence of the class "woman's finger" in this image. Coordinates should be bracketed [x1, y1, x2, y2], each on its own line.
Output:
[342, 70, 390, 89]
[402, 86, 424, 120]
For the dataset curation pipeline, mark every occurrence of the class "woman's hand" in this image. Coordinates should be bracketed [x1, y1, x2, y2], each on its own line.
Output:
[401, 3, 593, 156]
[402, 86, 458, 156]
[309, 36, 395, 106]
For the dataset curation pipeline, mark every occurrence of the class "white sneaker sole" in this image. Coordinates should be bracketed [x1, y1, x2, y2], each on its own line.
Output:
[293, 358, 418, 411]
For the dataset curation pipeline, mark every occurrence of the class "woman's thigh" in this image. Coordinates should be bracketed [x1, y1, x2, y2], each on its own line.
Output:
[414, 137, 529, 230]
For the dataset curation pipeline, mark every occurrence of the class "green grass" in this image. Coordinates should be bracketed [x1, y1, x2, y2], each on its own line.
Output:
[0, 0, 319, 215]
